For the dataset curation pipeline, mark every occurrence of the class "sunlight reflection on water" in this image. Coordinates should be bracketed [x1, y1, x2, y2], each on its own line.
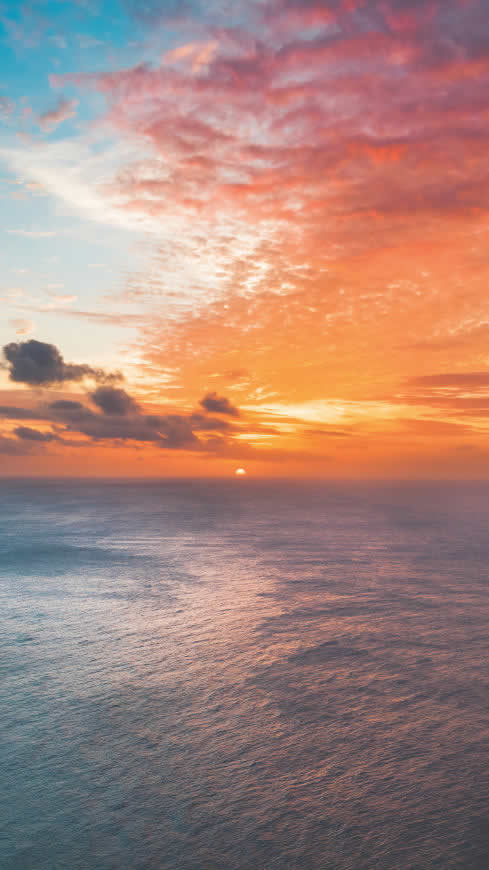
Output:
[2, 480, 489, 869]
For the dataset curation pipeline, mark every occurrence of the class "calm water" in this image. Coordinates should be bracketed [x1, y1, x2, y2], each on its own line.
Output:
[1, 479, 489, 869]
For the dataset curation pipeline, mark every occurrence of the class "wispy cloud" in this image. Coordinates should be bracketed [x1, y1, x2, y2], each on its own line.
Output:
[39, 98, 79, 132]
[0, 97, 14, 121]
[7, 229, 57, 238]
[8, 318, 35, 336]
[47, 294, 78, 305]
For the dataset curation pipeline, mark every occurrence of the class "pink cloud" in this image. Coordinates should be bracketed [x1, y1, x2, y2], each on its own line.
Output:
[42, 0, 489, 312]
[163, 40, 218, 71]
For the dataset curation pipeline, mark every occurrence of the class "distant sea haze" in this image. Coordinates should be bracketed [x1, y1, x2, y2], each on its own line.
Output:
[2, 479, 489, 869]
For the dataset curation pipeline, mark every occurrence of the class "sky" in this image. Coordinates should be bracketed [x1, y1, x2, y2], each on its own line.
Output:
[2, 0, 489, 478]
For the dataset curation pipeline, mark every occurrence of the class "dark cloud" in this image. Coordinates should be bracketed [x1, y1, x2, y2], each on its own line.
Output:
[79, 413, 199, 448]
[14, 426, 58, 443]
[91, 386, 139, 416]
[0, 344, 244, 452]
[51, 403, 200, 449]
[2, 340, 119, 386]
[52, 389, 202, 448]
[0, 394, 242, 452]
[48, 400, 96, 428]
[0, 405, 41, 420]
[152, 416, 199, 449]
[200, 392, 240, 417]
[189, 413, 232, 432]
[0, 391, 245, 452]
[49, 400, 86, 413]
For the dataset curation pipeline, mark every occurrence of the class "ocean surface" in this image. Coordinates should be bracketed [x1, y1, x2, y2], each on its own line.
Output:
[2, 479, 489, 869]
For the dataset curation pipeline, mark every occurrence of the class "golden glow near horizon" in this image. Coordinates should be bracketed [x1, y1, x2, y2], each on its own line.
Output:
[2, 1, 489, 478]
[235, 468, 247, 477]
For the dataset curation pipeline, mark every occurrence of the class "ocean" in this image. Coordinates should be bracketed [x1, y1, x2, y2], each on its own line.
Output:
[1, 479, 489, 869]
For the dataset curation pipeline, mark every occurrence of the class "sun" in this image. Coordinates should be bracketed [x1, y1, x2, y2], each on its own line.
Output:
[235, 467, 247, 476]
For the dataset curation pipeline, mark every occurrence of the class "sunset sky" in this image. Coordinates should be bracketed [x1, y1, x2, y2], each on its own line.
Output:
[2, 0, 489, 477]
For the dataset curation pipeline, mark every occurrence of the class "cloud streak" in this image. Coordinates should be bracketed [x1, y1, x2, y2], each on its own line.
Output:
[14, 426, 59, 442]
[39, 98, 78, 132]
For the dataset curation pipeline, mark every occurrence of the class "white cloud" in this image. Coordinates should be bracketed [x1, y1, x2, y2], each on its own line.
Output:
[46, 293, 78, 306]
[8, 229, 56, 238]
[0, 134, 281, 311]
[242, 399, 409, 425]
[0, 139, 151, 233]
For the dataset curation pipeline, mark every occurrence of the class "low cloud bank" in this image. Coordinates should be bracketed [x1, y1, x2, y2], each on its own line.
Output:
[1, 340, 242, 453]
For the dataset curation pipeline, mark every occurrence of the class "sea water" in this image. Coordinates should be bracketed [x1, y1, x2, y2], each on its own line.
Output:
[2, 479, 489, 869]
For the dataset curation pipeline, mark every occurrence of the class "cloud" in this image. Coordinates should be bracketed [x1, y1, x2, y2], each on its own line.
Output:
[398, 370, 489, 419]
[60, 408, 200, 449]
[0, 405, 43, 420]
[49, 399, 87, 414]
[0, 97, 14, 120]
[200, 392, 240, 417]
[7, 230, 57, 238]
[8, 318, 34, 336]
[90, 386, 140, 415]
[409, 372, 489, 389]
[189, 413, 232, 431]
[399, 418, 473, 436]
[45, 387, 223, 449]
[14, 426, 58, 442]
[243, 399, 403, 425]
[0, 388, 246, 452]
[163, 40, 218, 71]
[303, 427, 353, 438]
[39, 98, 78, 132]
[0, 335, 245, 452]
[3, 2, 489, 476]
[47, 294, 78, 305]
[26, 305, 142, 326]
[23, 0, 487, 383]
[2, 339, 122, 388]
[0, 434, 33, 455]
[47, 0, 489, 271]
[0, 139, 155, 235]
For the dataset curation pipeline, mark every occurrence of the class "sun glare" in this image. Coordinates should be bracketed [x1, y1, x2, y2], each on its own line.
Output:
[235, 467, 247, 476]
